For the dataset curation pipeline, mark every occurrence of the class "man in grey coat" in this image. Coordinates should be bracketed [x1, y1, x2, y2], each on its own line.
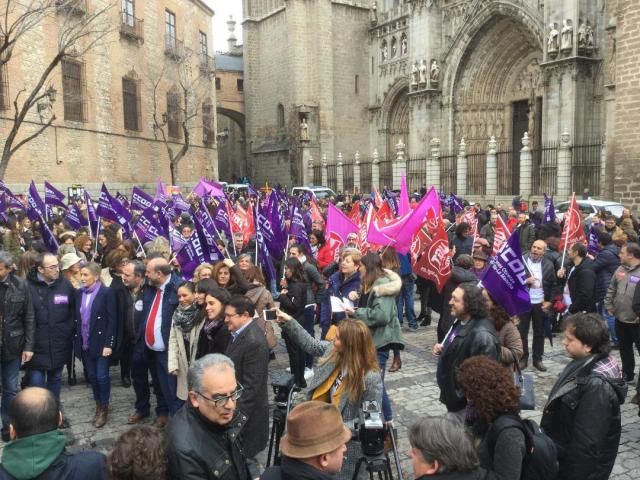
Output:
[224, 295, 270, 473]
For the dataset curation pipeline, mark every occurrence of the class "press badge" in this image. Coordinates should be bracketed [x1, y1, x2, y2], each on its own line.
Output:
[135, 300, 143, 311]
[53, 295, 69, 305]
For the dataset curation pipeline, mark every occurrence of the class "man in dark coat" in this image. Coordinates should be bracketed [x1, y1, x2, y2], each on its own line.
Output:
[0, 387, 106, 480]
[593, 231, 620, 346]
[563, 243, 597, 314]
[516, 213, 536, 254]
[167, 354, 250, 480]
[26, 253, 75, 405]
[224, 296, 270, 468]
[0, 251, 34, 442]
[434, 284, 500, 414]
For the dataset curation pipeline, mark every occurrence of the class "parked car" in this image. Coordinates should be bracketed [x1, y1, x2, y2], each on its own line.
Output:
[292, 185, 337, 200]
[555, 199, 624, 221]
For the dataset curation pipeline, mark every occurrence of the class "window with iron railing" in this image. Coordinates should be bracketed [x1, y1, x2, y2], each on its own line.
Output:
[199, 31, 208, 63]
[167, 89, 181, 139]
[120, 0, 144, 42]
[0, 64, 9, 111]
[122, 77, 141, 131]
[62, 59, 87, 122]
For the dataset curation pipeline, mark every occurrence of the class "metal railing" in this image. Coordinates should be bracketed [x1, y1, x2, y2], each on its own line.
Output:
[440, 153, 457, 195]
[343, 160, 354, 194]
[466, 149, 486, 195]
[496, 146, 515, 195]
[120, 11, 144, 42]
[360, 160, 372, 194]
[164, 36, 186, 60]
[326, 163, 337, 192]
[571, 139, 603, 196]
[312, 165, 322, 185]
[406, 155, 427, 193]
[200, 54, 216, 76]
[532, 142, 559, 195]
[378, 158, 393, 190]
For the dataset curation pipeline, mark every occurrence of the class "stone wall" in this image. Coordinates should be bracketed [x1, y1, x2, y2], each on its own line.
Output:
[0, 0, 218, 187]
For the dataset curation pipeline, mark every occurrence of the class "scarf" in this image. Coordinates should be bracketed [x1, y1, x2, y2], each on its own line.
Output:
[172, 302, 198, 339]
[80, 281, 101, 351]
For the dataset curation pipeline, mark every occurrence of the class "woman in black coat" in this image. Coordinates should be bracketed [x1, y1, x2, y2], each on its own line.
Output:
[278, 257, 308, 387]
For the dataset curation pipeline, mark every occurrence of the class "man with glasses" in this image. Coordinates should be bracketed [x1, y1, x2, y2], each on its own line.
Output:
[0, 251, 34, 442]
[25, 252, 75, 426]
[167, 354, 251, 480]
[225, 296, 270, 477]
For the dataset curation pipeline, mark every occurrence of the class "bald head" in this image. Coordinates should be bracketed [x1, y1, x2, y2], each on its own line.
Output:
[145, 257, 172, 287]
[530, 239, 547, 260]
[9, 387, 60, 439]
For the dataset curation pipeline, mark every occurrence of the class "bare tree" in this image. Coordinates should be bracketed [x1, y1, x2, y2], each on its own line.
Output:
[0, 0, 114, 179]
[150, 43, 215, 185]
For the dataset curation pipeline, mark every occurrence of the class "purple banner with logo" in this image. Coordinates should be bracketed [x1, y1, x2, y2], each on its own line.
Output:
[66, 203, 88, 231]
[27, 182, 45, 222]
[131, 187, 153, 212]
[44, 181, 67, 210]
[543, 193, 556, 224]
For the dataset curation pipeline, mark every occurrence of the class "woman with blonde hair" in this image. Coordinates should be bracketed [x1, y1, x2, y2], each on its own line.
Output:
[275, 311, 382, 480]
[192, 263, 213, 284]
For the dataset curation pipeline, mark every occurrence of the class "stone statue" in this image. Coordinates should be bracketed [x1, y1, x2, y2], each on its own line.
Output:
[401, 36, 407, 56]
[578, 22, 587, 50]
[300, 117, 309, 141]
[381, 42, 388, 61]
[561, 19, 573, 52]
[548, 22, 559, 54]
[586, 23, 595, 51]
[411, 62, 419, 86]
[391, 37, 397, 58]
[419, 60, 427, 85]
[430, 60, 440, 85]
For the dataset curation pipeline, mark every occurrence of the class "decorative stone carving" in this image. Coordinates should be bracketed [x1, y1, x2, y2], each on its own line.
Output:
[411, 62, 419, 86]
[300, 117, 309, 142]
[430, 60, 440, 86]
[561, 19, 573, 53]
[578, 22, 587, 51]
[419, 60, 427, 85]
[391, 37, 397, 58]
[586, 23, 595, 53]
[381, 40, 388, 61]
[401, 35, 407, 56]
[548, 22, 559, 58]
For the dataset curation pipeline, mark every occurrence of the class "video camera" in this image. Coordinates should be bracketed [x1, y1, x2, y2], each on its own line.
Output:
[271, 371, 296, 407]
[354, 400, 386, 457]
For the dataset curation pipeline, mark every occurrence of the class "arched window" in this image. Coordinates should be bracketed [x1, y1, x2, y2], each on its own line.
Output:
[277, 103, 285, 128]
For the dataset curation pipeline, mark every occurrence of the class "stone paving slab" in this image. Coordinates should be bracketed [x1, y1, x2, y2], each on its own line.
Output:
[5, 319, 640, 479]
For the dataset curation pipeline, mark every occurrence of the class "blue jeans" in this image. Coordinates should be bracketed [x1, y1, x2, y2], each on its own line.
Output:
[397, 275, 417, 328]
[1, 358, 20, 434]
[376, 350, 392, 422]
[81, 351, 111, 407]
[597, 302, 618, 345]
[29, 367, 63, 399]
[304, 305, 316, 368]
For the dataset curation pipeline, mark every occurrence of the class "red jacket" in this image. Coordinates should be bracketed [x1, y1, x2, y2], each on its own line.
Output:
[315, 243, 334, 271]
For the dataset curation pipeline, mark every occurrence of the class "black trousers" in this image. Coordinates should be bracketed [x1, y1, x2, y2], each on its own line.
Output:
[415, 277, 433, 317]
[615, 319, 640, 381]
[518, 303, 545, 362]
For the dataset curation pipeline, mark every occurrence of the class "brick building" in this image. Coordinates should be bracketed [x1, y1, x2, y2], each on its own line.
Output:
[0, 0, 218, 194]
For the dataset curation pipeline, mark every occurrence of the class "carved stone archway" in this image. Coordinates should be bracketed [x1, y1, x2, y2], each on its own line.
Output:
[380, 78, 411, 160]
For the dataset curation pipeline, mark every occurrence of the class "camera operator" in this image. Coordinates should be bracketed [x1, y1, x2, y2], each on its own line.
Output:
[261, 401, 351, 480]
[275, 309, 382, 480]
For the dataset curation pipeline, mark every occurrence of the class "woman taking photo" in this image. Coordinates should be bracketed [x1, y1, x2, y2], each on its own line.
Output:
[346, 252, 403, 424]
[278, 257, 309, 387]
[168, 282, 199, 403]
[74, 262, 116, 428]
[458, 356, 526, 480]
[275, 310, 382, 480]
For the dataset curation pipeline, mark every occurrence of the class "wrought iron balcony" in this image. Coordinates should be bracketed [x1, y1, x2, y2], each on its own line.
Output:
[55, 0, 87, 16]
[164, 35, 186, 61]
[199, 54, 216, 77]
[120, 11, 144, 43]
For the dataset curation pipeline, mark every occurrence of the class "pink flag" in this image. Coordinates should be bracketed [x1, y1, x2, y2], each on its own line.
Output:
[399, 174, 410, 216]
[327, 202, 359, 243]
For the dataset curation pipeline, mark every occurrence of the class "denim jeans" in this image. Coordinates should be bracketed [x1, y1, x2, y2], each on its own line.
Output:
[1, 358, 20, 434]
[81, 351, 111, 407]
[397, 275, 417, 328]
[29, 367, 64, 399]
[376, 350, 393, 422]
[597, 302, 618, 345]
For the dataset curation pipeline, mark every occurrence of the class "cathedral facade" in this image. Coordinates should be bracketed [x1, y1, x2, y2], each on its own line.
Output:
[244, 0, 637, 206]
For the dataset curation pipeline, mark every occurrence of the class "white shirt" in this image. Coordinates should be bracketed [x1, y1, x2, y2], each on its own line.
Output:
[526, 257, 544, 305]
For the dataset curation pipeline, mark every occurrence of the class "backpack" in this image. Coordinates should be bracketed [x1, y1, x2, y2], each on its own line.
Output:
[487, 414, 559, 480]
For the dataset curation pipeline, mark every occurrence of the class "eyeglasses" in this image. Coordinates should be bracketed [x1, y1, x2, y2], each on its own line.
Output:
[43, 264, 59, 270]
[196, 384, 244, 408]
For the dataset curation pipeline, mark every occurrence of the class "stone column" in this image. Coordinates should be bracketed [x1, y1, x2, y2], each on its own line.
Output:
[519, 133, 532, 197]
[393, 139, 406, 190]
[456, 138, 467, 196]
[557, 130, 572, 198]
[372, 148, 380, 190]
[600, 134, 607, 195]
[353, 151, 361, 194]
[486, 136, 497, 197]
[337, 152, 344, 193]
[427, 138, 440, 189]
[321, 154, 328, 186]
[307, 155, 314, 185]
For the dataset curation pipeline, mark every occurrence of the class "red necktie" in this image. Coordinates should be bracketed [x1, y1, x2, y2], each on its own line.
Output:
[145, 289, 162, 348]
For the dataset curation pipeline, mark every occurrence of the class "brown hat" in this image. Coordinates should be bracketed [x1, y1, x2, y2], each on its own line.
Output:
[280, 401, 352, 459]
[472, 251, 488, 262]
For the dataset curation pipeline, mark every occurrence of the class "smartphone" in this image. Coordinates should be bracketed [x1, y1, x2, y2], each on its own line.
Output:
[264, 309, 277, 321]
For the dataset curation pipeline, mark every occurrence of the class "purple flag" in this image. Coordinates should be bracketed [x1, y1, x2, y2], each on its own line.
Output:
[65, 204, 88, 230]
[0, 194, 7, 223]
[172, 194, 190, 213]
[267, 192, 286, 258]
[116, 192, 130, 210]
[96, 184, 133, 237]
[385, 190, 399, 216]
[192, 178, 225, 198]
[481, 229, 531, 316]
[175, 231, 211, 281]
[44, 181, 67, 210]
[588, 225, 601, 256]
[256, 202, 277, 281]
[155, 178, 168, 203]
[191, 205, 226, 263]
[131, 187, 153, 211]
[212, 199, 233, 243]
[0, 182, 24, 210]
[84, 191, 99, 239]
[27, 182, 45, 221]
[169, 225, 187, 253]
[290, 200, 312, 255]
[133, 207, 165, 244]
[543, 194, 556, 224]
[449, 193, 463, 214]
[38, 219, 59, 254]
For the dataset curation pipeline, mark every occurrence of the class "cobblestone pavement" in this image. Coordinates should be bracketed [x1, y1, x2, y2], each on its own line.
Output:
[12, 318, 640, 479]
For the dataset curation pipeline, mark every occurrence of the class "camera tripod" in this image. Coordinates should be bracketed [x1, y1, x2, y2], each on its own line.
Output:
[266, 382, 299, 467]
[352, 425, 404, 480]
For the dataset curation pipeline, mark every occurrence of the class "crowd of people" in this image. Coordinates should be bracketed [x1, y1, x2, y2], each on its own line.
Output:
[0, 186, 635, 480]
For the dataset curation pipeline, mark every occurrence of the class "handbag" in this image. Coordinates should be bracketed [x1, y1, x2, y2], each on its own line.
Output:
[512, 351, 535, 410]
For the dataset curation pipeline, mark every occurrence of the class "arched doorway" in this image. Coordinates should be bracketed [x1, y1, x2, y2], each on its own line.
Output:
[216, 109, 246, 182]
[450, 13, 543, 194]
[386, 86, 410, 160]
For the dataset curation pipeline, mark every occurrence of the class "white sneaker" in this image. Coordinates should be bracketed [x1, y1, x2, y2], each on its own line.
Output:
[304, 368, 314, 381]
[286, 367, 291, 373]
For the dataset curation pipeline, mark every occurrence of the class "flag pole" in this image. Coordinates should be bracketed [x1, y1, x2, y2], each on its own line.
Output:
[94, 217, 102, 256]
[559, 192, 575, 269]
[282, 234, 290, 280]
[132, 230, 146, 259]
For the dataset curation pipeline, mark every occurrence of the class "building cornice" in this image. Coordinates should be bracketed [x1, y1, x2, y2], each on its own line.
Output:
[191, 0, 214, 17]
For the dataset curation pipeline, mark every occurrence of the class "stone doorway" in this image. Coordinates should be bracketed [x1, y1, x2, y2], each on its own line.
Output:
[386, 87, 410, 160]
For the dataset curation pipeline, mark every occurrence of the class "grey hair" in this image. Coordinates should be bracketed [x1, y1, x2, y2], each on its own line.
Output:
[408, 415, 479, 473]
[188, 354, 235, 392]
[0, 251, 13, 268]
[128, 259, 146, 278]
[81, 261, 102, 278]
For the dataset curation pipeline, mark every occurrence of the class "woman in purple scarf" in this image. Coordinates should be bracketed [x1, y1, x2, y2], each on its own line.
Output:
[75, 262, 117, 428]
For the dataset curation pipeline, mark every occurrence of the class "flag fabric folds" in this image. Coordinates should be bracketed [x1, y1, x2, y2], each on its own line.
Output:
[558, 194, 586, 253]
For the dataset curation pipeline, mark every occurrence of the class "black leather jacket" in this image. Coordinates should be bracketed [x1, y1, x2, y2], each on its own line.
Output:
[261, 457, 334, 480]
[167, 404, 250, 480]
[0, 273, 34, 360]
[437, 317, 500, 412]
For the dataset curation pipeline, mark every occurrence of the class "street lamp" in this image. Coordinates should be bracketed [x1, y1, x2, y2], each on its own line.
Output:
[37, 85, 57, 120]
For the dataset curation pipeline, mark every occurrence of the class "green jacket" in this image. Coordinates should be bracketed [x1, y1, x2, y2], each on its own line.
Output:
[353, 270, 405, 350]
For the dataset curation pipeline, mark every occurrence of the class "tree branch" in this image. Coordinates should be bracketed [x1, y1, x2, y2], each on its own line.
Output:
[9, 114, 56, 156]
